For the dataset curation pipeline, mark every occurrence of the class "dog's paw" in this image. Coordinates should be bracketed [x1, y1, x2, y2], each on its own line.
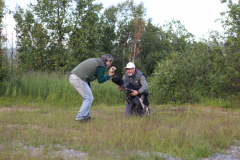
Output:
[142, 107, 150, 117]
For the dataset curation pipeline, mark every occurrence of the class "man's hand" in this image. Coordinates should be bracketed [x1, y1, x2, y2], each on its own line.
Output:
[108, 70, 115, 77]
[131, 90, 139, 96]
[118, 86, 122, 91]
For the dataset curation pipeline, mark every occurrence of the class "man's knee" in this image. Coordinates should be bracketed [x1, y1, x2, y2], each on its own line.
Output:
[125, 102, 133, 117]
[84, 94, 94, 102]
[88, 96, 94, 102]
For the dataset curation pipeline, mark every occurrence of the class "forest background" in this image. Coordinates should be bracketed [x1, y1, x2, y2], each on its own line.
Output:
[1, 0, 240, 105]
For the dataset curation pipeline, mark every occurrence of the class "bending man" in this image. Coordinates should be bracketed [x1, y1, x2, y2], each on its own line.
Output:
[70, 54, 114, 122]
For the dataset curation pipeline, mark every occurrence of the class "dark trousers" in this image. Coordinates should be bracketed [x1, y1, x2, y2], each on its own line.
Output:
[125, 96, 143, 117]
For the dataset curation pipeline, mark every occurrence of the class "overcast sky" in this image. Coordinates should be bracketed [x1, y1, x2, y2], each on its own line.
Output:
[4, 0, 228, 48]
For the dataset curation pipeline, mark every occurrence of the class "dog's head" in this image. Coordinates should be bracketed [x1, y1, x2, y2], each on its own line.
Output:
[112, 77, 124, 86]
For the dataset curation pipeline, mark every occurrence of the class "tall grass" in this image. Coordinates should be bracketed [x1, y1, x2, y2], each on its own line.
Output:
[199, 96, 240, 109]
[1, 72, 125, 107]
[1, 72, 240, 109]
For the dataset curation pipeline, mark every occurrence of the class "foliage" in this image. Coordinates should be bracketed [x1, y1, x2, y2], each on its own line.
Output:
[137, 20, 195, 77]
[149, 52, 198, 104]
[14, 7, 50, 71]
[149, 37, 227, 104]
[0, 0, 9, 88]
[218, 0, 240, 95]
[0, 0, 4, 29]
[0, 53, 9, 89]
[13, 0, 104, 71]
[128, 17, 145, 63]
[100, 6, 118, 55]
[100, 0, 147, 76]
[148, 0, 240, 104]
[115, 0, 146, 64]
[5, 0, 240, 104]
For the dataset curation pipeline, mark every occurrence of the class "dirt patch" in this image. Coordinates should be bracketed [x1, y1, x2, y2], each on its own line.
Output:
[3, 142, 88, 159]
[6, 124, 41, 129]
[149, 105, 240, 116]
[193, 106, 240, 115]
[0, 106, 40, 112]
[150, 106, 188, 112]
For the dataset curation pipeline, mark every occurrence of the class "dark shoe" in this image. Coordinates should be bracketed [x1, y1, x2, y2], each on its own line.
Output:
[76, 116, 96, 123]
[87, 116, 96, 120]
[76, 118, 92, 123]
[81, 118, 92, 123]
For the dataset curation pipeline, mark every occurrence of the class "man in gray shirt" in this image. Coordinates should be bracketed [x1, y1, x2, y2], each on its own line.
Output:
[118, 62, 148, 117]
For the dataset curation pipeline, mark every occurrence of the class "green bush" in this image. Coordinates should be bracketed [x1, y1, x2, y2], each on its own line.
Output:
[148, 50, 231, 105]
[149, 52, 198, 104]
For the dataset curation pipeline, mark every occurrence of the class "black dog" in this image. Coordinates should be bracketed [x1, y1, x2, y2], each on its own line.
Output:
[112, 77, 150, 116]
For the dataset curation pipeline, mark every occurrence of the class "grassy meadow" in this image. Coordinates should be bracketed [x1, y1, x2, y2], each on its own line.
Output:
[0, 72, 126, 107]
[0, 72, 240, 160]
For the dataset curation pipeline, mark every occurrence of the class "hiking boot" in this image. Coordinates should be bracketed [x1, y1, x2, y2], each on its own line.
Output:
[81, 118, 92, 123]
[76, 116, 96, 122]
[86, 116, 96, 120]
[76, 117, 92, 123]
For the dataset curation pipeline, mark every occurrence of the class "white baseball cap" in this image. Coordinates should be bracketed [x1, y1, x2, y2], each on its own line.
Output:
[124, 62, 135, 69]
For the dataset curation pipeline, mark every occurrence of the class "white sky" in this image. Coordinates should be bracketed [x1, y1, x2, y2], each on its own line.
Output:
[4, 0, 228, 48]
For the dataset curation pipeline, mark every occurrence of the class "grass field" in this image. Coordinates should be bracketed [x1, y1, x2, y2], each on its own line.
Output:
[0, 99, 240, 160]
[0, 72, 240, 159]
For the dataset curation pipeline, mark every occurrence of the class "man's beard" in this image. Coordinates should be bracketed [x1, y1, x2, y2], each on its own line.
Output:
[127, 72, 134, 76]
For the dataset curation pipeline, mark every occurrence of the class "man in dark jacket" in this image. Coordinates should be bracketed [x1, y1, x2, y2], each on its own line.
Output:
[118, 62, 148, 117]
[70, 54, 115, 122]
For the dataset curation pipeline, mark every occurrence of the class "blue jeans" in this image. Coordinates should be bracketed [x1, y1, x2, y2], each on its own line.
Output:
[69, 74, 94, 120]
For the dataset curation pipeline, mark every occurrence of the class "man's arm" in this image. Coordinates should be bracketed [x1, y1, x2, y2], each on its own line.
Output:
[122, 74, 126, 80]
[138, 75, 148, 94]
[130, 75, 148, 96]
[97, 67, 111, 83]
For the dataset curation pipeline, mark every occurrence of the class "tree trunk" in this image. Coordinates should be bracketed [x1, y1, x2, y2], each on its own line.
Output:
[133, 41, 136, 63]
[15, 36, 17, 72]
[5, 24, 8, 66]
[11, 33, 13, 73]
